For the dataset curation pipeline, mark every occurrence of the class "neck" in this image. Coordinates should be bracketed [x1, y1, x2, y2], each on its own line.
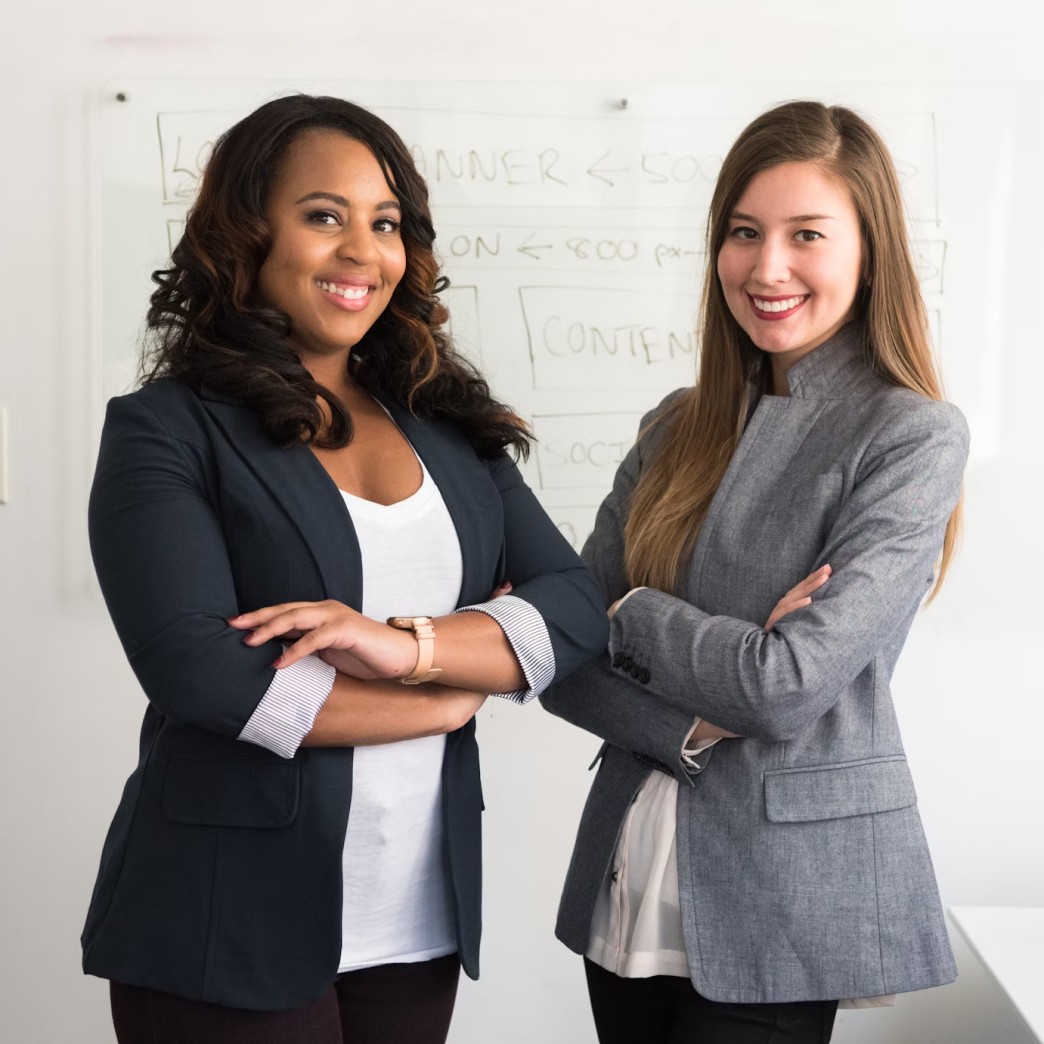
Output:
[300, 351, 357, 399]
[770, 359, 790, 397]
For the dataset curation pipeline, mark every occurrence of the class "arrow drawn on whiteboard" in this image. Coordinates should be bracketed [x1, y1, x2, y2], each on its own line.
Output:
[586, 151, 630, 187]
[517, 233, 554, 260]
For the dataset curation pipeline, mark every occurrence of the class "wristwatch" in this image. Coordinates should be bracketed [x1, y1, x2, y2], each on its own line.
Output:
[386, 616, 442, 684]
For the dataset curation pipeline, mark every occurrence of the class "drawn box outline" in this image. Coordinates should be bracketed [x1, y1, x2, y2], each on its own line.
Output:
[531, 410, 643, 491]
[519, 284, 700, 393]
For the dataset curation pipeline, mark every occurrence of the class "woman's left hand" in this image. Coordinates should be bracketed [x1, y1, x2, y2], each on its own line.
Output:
[229, 601, 419, 679]
[763, 564, 832, 632]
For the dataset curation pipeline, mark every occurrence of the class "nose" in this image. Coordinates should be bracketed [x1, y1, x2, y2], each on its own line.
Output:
[750, 236, 791, 287]
[337, 219, 379, 265]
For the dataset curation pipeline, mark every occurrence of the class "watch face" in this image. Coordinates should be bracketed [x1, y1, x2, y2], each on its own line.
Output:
[388, 616, 433, 629]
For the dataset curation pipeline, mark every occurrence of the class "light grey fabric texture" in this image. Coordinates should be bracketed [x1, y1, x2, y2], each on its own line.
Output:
[541, 323, 967, 1003]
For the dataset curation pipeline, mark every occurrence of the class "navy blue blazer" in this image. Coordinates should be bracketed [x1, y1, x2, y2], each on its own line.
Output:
[82, 378, 607, 1011]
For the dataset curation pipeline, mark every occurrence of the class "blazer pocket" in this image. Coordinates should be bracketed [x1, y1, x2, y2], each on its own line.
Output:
[764, 755, 915, 823]
[163, 754, 300, 828]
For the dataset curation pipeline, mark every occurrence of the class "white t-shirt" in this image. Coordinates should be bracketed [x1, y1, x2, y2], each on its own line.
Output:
[336, 459, 463, 972]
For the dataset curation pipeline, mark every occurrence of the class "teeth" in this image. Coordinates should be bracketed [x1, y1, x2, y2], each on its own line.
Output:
[317, 280, 370, 300]
[752, 295, 805, 313]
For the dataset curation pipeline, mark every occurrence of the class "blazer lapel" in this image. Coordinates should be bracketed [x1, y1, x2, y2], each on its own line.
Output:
[379, 397, 501, 608]
[685, 395, 827, 602]
[200, 391, 364, 607]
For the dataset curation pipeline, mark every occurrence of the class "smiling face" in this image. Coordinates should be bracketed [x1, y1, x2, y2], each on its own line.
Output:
[716, 160, 863, 382]
[257, 130, 406, 374]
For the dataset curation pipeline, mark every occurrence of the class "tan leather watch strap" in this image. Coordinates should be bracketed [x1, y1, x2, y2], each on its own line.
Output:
[386, 616, 442, 684]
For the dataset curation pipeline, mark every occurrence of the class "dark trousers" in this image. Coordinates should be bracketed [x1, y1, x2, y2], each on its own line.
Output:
[584, 958, 838, 1044]
[110, 954, 460, 1044]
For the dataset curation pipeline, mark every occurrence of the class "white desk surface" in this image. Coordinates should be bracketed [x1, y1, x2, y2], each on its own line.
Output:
[949, 905, 1044, 1042]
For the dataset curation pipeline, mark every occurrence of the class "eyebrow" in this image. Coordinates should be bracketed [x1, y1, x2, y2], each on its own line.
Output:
[293, 191, 401, 212]
[730, 211, 837, 222]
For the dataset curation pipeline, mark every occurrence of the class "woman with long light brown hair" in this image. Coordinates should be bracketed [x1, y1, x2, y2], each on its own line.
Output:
[543, 100, 967, 1044]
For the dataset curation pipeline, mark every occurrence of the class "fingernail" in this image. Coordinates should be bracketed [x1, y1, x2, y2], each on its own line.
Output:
[242, 630, 256, 643]
[227, 615, 241, 623]
[271, 656, 283, 668]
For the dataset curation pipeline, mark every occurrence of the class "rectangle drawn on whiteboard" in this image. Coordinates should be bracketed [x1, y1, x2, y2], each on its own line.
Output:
[521, 286, 698, 392]
[532, 413, 641, 491]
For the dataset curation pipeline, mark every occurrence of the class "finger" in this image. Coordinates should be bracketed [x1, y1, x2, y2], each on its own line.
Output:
[764, 595, 812, 632]
[795, 564, 831, 590]
[272, 626, 341, 669]
[242, 607, 328, 645]
[787, 565, 832, 599]
[272, 639, 309, 670]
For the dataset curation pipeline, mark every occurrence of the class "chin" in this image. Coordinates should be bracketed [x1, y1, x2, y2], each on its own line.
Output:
[748, 331, 802, 355]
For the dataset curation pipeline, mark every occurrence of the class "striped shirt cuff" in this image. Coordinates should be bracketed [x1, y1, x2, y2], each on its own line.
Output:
[238, 652, 336, 759]
[455, 593, 555, 704]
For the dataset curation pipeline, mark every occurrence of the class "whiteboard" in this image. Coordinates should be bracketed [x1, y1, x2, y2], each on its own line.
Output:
[94, 80, 1013, 548]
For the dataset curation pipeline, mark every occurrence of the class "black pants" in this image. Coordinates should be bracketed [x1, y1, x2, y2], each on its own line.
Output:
[110, 954, 460, 1044]
[584, 959, 838, 1044]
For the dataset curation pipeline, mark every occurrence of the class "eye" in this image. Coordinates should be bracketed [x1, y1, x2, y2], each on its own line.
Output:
[728, 225, 759, 241]
[795, 229, 823, 242]
[373, 216, 401, 235]
[305, 209, 340, 226]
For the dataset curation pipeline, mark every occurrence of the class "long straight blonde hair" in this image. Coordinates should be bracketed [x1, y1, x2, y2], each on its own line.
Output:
[624, 101, 961, 598]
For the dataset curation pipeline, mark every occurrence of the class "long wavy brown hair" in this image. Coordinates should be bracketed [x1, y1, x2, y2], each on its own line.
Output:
[143, 94, 530, 459]
[625, 101, 962, 598]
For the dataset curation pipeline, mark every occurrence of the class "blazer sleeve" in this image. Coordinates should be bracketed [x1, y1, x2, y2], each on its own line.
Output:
[484, 453, 609, 682]
[540, 395, 706, 781]
[89, 393, 280, 737]
[607, 396, 970, 741]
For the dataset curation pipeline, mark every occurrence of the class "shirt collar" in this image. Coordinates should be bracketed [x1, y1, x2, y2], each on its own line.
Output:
[777, 321, 871, 400]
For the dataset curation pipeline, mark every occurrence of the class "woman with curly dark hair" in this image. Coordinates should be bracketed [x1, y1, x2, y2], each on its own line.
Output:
[82, 94, 607, 1044]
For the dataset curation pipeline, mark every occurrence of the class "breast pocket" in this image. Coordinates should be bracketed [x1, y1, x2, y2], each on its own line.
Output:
[163, 753, 300, 828]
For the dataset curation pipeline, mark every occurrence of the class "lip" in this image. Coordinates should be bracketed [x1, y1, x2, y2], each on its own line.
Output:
[316, 278, 377, 313]
[747, 293, 809, 321]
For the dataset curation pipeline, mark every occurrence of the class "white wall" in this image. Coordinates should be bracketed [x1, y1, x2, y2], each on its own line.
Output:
[2, 3, 1042, 1042]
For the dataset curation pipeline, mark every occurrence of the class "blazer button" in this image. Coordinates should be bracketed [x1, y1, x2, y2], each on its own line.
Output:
[629, 664, 640, 679]
[612, 652, 624, 668]
[638, 667, 650, 684]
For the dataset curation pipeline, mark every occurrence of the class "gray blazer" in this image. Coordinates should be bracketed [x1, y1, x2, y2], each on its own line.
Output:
[541, 322, 968, 1004]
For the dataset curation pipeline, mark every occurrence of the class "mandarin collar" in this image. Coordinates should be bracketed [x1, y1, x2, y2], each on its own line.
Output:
[776, 321, 871, 400]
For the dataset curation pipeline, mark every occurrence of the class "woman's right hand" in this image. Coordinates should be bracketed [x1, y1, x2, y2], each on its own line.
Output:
[764, 564, 832, 632]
